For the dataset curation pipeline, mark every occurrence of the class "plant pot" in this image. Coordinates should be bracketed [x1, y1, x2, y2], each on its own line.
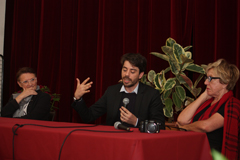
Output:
[49, 111, 56, 121]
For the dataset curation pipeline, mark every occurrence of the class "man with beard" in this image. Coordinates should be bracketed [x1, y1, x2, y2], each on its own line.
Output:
[72, 53, 165, 128]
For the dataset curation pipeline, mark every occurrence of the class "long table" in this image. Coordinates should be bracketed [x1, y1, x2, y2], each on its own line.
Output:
[0, 117, 212, 160]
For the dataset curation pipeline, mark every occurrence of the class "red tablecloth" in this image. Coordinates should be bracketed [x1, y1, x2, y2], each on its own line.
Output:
[0, 117, 212, 160]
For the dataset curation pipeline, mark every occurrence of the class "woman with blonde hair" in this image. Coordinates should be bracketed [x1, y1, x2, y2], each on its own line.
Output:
[177, 59, 240, 159]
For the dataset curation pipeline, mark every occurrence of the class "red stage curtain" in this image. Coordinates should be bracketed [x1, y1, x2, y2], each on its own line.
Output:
[3, 0, 240, 123]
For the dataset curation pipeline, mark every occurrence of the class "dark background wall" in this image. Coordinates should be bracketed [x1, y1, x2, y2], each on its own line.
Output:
[3, 0, 240, 123]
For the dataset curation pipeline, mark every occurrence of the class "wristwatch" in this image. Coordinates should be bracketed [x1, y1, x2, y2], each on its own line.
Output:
[73, 97, 82, 102]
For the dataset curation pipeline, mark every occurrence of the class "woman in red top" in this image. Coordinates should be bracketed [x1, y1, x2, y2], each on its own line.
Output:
[177, 59, 240, 159]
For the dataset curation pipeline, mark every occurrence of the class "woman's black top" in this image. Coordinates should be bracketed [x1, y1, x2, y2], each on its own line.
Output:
[192, 102, 225, 152]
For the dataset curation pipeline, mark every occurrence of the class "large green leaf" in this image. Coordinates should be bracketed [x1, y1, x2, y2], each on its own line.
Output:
[181, 63, 190, 71]
[186, 64, 205, 74]
[180, 54, 194, 64]
[194, 74, 204, 88]
[159, 70, 166, 88]
[184, 51, 192, 59]
[150, 52, 169, 62]
[161, 94, 165, 105]
[162, 46, 180, 74]
[164, 67, 171, 74]
[163, 108, 173, 118]
[172, 92, 182, 111]
[180, 54, 194, 71]
[175, 85, 186, 102]
[211, 149, 228, 160]
[146, 82, 153, 87]
[169, 60, 180, 75]
[201, 64, 208, 71]
[154, 73, 161, 90]
[159, 88, 164, 94]
[163, 89, 172, 100]
[176, 73, 186, 84]
[155, 86, 164, 94]
[177, 74, 197, 98]
[173, 43, 184, 64]
[166, 38, 176, 47]
[162, 46, 177, 65]
[147, 70, 156, 83]
[161, 46, 173, 56]
[163, 98, 173, 117]
[140, 74, 147, 84]
[192, 87, 202, 98]
[183, 46, 192, 52]
[163, 78, 176, 90]
[185, 96, 195, 106]
[179, 74, 193, 88]
[183, 83, 193, 96]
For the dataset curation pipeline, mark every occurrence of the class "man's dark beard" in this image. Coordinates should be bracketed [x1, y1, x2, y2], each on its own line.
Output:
[122, 77, 136, 88]
[124, 83, 135, 88]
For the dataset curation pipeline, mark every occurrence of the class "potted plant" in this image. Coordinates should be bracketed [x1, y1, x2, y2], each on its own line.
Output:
[141, 38, 206, 122]
[39, 85, 61, 121]
[39, 85, 60, 112]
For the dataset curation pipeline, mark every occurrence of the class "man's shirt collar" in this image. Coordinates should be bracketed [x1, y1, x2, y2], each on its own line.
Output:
[120, 83, 139, 94]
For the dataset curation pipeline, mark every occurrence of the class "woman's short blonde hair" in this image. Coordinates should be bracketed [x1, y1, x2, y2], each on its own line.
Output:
[206, 59, 239, 90]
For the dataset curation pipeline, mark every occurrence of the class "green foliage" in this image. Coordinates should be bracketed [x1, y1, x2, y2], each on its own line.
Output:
[40, 85, 61, 112]
[211, 149, 228, 160]
[145, 38, 205, 118]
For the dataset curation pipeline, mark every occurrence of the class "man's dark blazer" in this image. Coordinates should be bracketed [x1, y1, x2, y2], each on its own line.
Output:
[1, 90, 51, 120]
[72, 82, 165, 129]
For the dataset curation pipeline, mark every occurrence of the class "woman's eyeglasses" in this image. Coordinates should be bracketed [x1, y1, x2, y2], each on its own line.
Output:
[204, 76, 221, 82]
[20, 78, 37, 85]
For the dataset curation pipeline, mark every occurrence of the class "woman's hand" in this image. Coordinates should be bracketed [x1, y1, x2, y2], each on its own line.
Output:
[201, 89, 212, 101]
[15, 88, 38, 103]
[176, 122, 188, 130]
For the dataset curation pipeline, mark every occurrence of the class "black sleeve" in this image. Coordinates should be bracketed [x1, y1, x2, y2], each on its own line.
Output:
[71, 89, 108, 123]
[20, 91, 51, 120]
[217, 103, 225, 117]
[1, 96, 20, 117]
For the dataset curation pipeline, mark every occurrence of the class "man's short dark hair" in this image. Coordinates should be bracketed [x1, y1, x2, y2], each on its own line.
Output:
[120, 53, 147, 73]
[16, 67, 37, 81]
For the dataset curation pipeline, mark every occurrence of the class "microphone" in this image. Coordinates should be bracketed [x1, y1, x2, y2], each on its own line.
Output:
[123, 98, 129, 107]
[114, 121, 132, 132]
